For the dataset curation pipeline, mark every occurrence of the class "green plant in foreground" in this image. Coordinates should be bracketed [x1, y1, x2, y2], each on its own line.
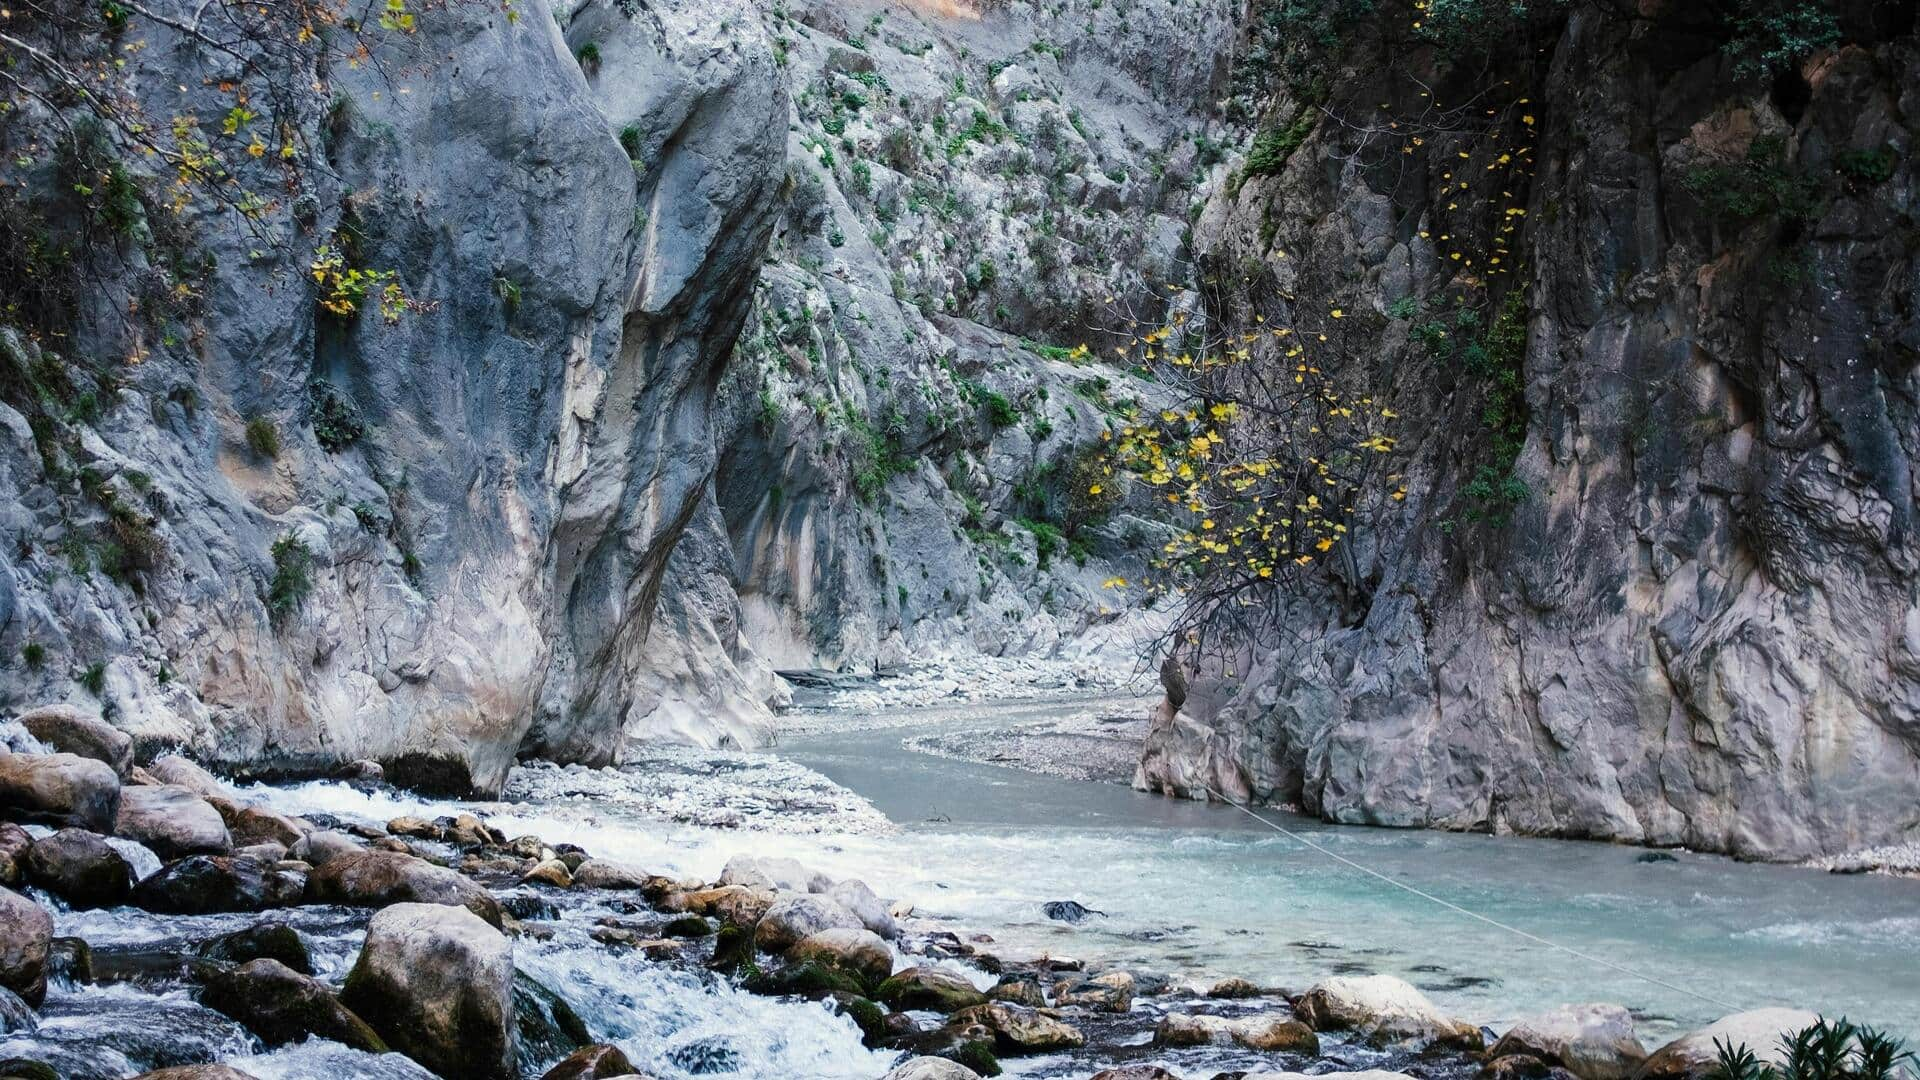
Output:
[1709, 1018, 1915, 1080]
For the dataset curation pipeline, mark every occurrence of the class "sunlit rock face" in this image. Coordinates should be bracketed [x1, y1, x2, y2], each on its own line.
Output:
[1143, 4, 1920, 859]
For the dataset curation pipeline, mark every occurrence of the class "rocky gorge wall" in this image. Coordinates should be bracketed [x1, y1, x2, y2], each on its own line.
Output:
[1138, 0, 1920, 860]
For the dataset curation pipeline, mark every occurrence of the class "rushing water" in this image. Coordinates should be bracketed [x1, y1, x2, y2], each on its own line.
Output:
[3, 687, 1915, 1079]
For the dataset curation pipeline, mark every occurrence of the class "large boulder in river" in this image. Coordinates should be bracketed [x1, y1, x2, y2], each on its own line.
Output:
[1493, 1004, 1647, 1080]
[788, 927, 893, 985]
[569, 859, 651, 890]
[218, 803, 310, 849]
[539, 1043, 636, 1080]
[132, 854, 305, 914]
[882, 1058, 984, 1080]
[720, 854, 832, 893]
[0, 753, 120, 830]
[288, 830, 363, 867]
[0, 824, 30, 887]
[16, 707, 132, 777]
[116, 785, 231, 860]
[200, 958, 387, 1051]
[1054, 970, 1134, 1013]
[341, 902, 517, 1080]
[753, 891, 863, 952]
[24, 828, 132, 908]
[306, 850, 503, 926]
[0, 886, 50, 1005]
[1296, 974, 1483, 1050]
[951, 1002, 1086, 1053]
[827, 878, 899, 939]
[875, 967, 988, 1013]
[195, 921, 313, 974]
[1635, 1009, 1821, 1080]
[144, 755, 227, 798]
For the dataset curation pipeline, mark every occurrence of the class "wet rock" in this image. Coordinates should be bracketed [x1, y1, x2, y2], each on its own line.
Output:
[513, 969, 591, 1070]
[681, 884, 775, 926]
[0, 825, 30, 887]
[540, 1043, 636, 1080]
[132, 854, 304, 914]
[1054, 970, 1134, 1012]
[986, 976, 1045, 1007]
[789, 927, 891, 983]
[1491, 1004, 1647, 1080]
[1041, 899, 1106, 923]
[306, 850, 504, 926]
[1485, 1054, 1571, 1080]
[881, 1058, 984, 1080]
[1636, 852, 1677, 864]
[827, 878, 899, 939]
[143, 756, 227, 798]
[25, 828, 132, 908]
[662, 914, 712, 938]
[341, 902, 517, 1080]
[707, 924, 753, 972]
[1296, 974, 1483, 1050]
[195, 921, 313, 974]
[220, 804, 310, 849]
[116, 785, 231, 860]
[720, 854, 831, 893]
[44, 937, 90, 986]
[1240, 1072, 1416, 1080]
[1637, 1009, 1822, 1080]
[1155, 1012, 1233, 1045]
[743, 958, 869, 998]
[522, 858, 573, 888]
[1234, 1014, 1320, 1052]
[1209, 976, 1263, 998]
[233, 842, 289, 863]
[893, 1021, 1001, 1077]
[828, 992, 889, 1046]
[387, 816, 441, 840]
[876, 967, 989, 1012]
[569, 859, 651, 890]
[288, 830, 363, 867]
[0, 1059, 56, 1080]
[0, 889, 46, 1006]
[0, 753, 120, 831]
[1086, 1067, 1178, 1080]
[200, 957, 387, 1051]
[0, 986, 32, 1034]
[950, 1002, 1086, 1053]
[340, 760, 385, 784]
[128, 1068, 262, 1080]
[753, 891, 864, 952]
[16, 706, 132, 777]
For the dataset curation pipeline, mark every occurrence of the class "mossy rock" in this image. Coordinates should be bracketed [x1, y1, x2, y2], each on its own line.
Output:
[941, 1039, 1001, 1077]
[708, 925, 753, 973]
[662, 915, 712, 938]
[875, 967, 988, 1012]
[0, 1061, 57, 1080]
[829, 992, 889, 1047]
[742, 959, 868, 999]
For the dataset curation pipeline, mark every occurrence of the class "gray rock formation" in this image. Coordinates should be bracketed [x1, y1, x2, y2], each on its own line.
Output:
[1138, 2, 1920, 860]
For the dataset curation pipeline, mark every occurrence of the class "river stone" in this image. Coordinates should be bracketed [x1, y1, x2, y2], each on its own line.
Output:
[676, 884, 774, 926]
[143, 755, 227, 798]
[0, 986, 32, 1034]
[116, 785, 231, 860]
[875, 967, 988, 1012]
[1296, 974, 1483, 1050]
[720, 854, 831, 893]
[0, 753, 120, 831]
[1054, 970, 1134, 1013]
[540, 1043, 635, 1080]
[951, 1002, 1086, 1053]
[1155, 1012, 1234, 1045]
[826, 878, 899, 939]
[128, 1068, 262, 1079]
[0, 887, 49, 1005]
[1209, 976, 1262, 998]
[0, 825, 29, 887]
[45, 936, 90, 986]
[341, 902, 517, 1080]
[1241, 1072, 1418, 1080]
[1234, 1014, 1320, 1052]
[305, 849, 504, 927]
[788, 927, 892, 984]
[987, 976, 1045, 1007]
[569, 859, 649, 890]
[1637, 1009, 1822, 1080]
[514, 968, 592, 1067]
[288, 830, 363, 867]
[881, 1058, 984, 1080]
[1088, 1068, 1180, 1080]
[221, 804, 310, 849]
[132, 854, 305, 914]
[195, 921, 313, 974]
[24, 828, 131, 909]
[754, 891, 863, 952]
[523, 858, 572, 887]
[1492, 1004, 1647, 1080]
[200, 957, 387, 1051]
[15, 707, 131, 777]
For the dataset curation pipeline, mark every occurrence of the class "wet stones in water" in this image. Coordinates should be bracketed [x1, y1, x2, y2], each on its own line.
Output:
[304, 850, 504, 927]
[44, 937, 90, 987]
[521, 858, 572, 888]
[1485, 1054, 1577, 1080]
[1042, 900, 1105, 923]
[668, 1034, 743, 1075]
[539, 1042, 635, 1080]
[193, 922, 312, 975]
[1052, 970, 1134, 1013]
[827, 992, 890, 1047]
[1208, 976, 1262, 999]
[127, 1068, 262, 1079]
[132, 855, 304, 914]
[0, 825, 29, 887]
[24, 829, 132, 909]
[219, 804, 309, 850]
[499, 892, 564, 922]
[949, 1002, 1086, 1053]
[662, 914, 713, 938]
[198, 958, 387, 1051]
[1088, 1068, 1180, 1080]
[708, 924, 753, 972]
[0, 1061, 58, 1080]
[0, 986, 35, 1035]
[513, 969, 592, 1074]
[753, 892, 864, 953]
[742, 958, 870, 999]
[986, 976, 1045, 1007]
[0, 753, 121, 831]
[568, 859, 651, 890]
[875, 967, 988, 1012]
[890, 1021, 1002, 1078]
[786, 927, 891, 984]
[340, 903, 518, 1080]
[115, 786, 231, 861]
[16, 707, 132, 778]
[881, 1057, 990, 1080]
[1636, 852, 1678, 864]
[1296, 974, 1483, 1051]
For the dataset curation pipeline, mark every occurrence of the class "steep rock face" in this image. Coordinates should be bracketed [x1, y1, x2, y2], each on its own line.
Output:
[0, 0, 784, 790]
[1142, 1, 1920, 859]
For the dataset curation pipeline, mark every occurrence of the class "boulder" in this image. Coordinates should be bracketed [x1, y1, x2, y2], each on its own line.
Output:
[881, 1058, 984, 1080]
[305, 850, 503, 926]
[195, 921, 313, 974]
[1155, 1012, 1233, 1046]
[875, 967, 988, 1013]
[951, 1002, 1086, 1053]
[719, 854, 831, 893]
[1054, 970, 1133, 1013]
[742, 959, 868, 998]
[753, 892, 863, 953]
[523, 858, 572, 887]
[1042, 899, 1105, 923]
[221, 804, 310, 849]
[789, 927, 892, 984]
[199, 958, 387, 1051]
[1296, 974, 1483, 1050]
[24, 829, 132, 908]
[540, 1043, 636, 1080]
[1636, 1009, 1822, 1080]
[1088, 1068, 1180, 1080]
[15, 707, 131, 777]
[132, 854, 305, 914]
[128, 1068, 262, 1080]
[0, 824, 30, 887]
[1240, 1072, 1416, 1080]
[233, 842, 289, 863]
[0, 986, 31, 1035]
[0, 887, 50, 1005]
[115, 785, 231, 860]
[678, 884, 774, 925]
[1492, 1004, 1647, 1080]
[1234, 1014, 1320, 1052]
[45, 936, 91, 985]
[143, 755, 227, 797]
[340, 760, 385, 783]
[340, 902, 517, 1080]
[1209, 976, 1263, 998]
[986, 976, 1045, 1007]
[569, 859, 651, 890]
[827, 878, 899, 939]
[288, 830, 363, 867]
[0, 753, 120, 831]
